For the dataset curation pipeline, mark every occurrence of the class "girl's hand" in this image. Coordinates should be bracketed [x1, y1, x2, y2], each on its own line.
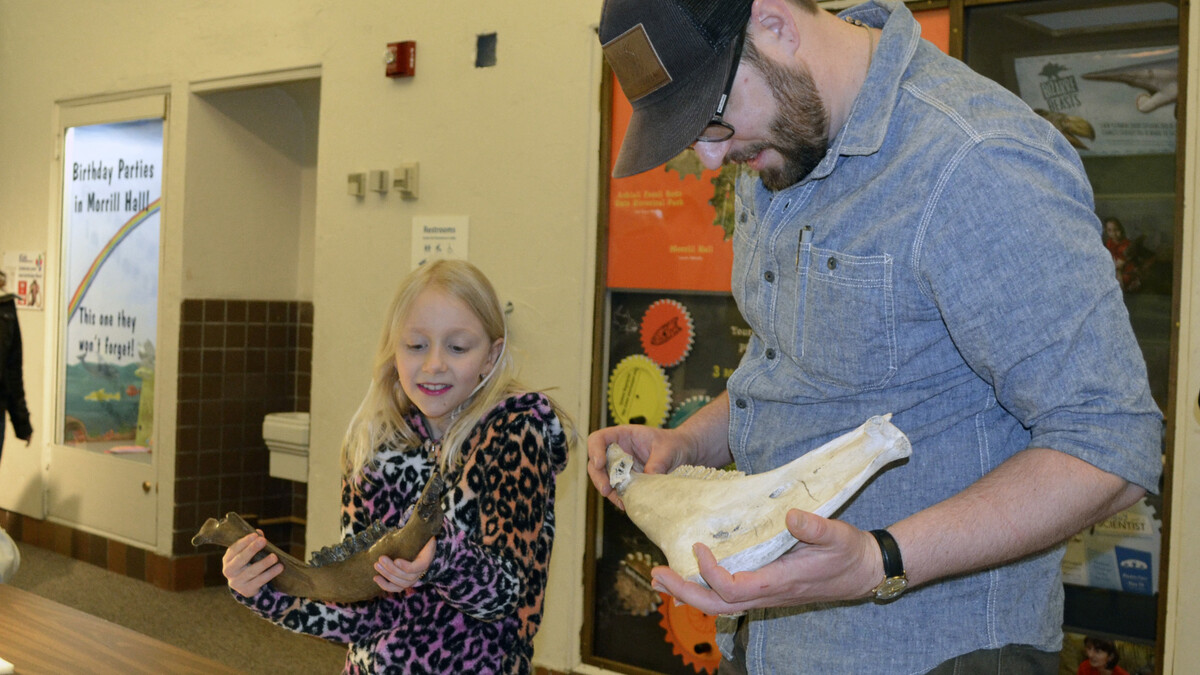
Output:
[222, 530, 283, 596]
[373, 537, 437, 593]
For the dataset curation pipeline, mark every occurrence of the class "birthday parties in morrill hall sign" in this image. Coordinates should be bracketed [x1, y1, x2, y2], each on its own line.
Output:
[60, 118, 162, 450]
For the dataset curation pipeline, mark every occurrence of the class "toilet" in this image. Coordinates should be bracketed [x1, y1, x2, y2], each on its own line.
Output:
[263, 411, 310, 483]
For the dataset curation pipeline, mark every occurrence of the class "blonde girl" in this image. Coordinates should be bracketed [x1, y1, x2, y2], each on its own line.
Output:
[223, 260, 571, 675]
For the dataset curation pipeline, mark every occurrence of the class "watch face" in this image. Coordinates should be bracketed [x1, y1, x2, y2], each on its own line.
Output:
[875, 576, 908, 600]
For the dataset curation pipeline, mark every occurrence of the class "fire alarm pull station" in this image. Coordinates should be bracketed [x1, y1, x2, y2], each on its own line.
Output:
[386, 41, 416, 78]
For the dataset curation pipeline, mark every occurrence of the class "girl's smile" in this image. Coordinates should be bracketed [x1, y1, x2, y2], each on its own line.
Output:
[394, 286, 502, 439]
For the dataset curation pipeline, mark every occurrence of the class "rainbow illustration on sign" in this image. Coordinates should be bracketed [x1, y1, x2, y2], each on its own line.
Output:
[67, 197, 161, 322]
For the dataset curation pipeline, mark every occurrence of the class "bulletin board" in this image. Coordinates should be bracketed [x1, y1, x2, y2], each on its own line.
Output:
[586, 65, 750, 673]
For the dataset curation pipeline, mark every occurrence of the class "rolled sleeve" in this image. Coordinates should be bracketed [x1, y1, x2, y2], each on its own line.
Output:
[920, 134, 1163, 491]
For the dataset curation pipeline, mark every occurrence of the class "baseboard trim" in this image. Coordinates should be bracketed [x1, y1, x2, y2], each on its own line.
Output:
[0, 509, 217, 591]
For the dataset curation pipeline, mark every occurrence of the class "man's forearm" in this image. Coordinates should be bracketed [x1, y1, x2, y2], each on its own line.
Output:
[675, 391, 735, 468]
[891, 447, 1144, 588]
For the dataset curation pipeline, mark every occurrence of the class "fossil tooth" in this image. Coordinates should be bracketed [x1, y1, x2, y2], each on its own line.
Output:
[607, 414, 911, 585]
[192, 473, 444, 603]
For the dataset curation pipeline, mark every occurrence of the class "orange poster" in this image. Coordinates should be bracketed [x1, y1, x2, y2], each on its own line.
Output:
[916, 8, 950, 54]
[606, 73, 738, 292]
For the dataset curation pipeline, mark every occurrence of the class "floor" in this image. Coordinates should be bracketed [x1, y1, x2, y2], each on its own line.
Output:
[4, 542, 347, 674]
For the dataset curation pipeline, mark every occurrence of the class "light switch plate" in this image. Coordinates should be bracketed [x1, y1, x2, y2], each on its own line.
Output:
[392, 163, 419, 199]
[369, 170, 389, 193]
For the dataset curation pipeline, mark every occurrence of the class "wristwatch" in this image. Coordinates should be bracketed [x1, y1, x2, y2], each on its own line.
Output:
[869, 529, 908, 601]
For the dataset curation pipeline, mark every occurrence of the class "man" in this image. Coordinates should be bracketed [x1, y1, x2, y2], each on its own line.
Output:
[587, 0, 1163, 672]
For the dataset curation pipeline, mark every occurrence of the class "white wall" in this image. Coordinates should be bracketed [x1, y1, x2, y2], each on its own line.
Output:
[0, 1, 602, 670]
[184, 81, 318, 300]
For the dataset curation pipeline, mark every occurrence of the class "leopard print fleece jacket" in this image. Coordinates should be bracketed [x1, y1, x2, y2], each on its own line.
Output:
[234, 392, 570, 674]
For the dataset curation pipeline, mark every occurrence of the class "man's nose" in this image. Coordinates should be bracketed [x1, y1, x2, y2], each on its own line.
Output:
[693, 139, 731, 171]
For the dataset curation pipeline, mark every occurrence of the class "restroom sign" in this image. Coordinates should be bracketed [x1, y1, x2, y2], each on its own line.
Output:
[412, 215, 469, 269]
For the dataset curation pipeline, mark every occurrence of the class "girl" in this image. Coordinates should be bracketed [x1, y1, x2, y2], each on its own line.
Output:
[1078, 637, 1130, 675]
[222, 260, 571, 674]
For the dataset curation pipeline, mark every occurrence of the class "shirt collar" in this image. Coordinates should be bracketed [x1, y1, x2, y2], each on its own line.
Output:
[827, 0, 922, 160]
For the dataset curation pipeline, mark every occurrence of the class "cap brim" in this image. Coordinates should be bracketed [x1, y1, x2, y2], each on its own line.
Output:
[612, 38, 738, 178]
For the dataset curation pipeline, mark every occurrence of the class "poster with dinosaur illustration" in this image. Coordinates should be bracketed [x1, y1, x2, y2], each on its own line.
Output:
[1013, 45, 1177, 156]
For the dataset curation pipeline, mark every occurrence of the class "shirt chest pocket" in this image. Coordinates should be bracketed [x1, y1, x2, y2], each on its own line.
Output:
[793, 247, 897, 391]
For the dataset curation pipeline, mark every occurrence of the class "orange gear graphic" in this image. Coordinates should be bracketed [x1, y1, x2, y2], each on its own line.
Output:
[657, 592, 720, 673]
[640, 299, 694, 368]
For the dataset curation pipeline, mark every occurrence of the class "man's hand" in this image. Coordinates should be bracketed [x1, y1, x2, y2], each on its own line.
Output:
[649, 510, 884, 615]
[587, 394, 735, 510]
[586, 425, 694, 510]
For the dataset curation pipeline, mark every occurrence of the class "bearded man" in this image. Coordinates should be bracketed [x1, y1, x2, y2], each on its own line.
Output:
[587, 1, 1163, 673]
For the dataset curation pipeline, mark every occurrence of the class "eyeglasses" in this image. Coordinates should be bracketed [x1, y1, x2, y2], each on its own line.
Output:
[696, 30, 746, 143]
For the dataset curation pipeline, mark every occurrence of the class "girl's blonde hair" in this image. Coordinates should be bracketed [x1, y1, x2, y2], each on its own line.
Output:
[341, 259, 519, 479]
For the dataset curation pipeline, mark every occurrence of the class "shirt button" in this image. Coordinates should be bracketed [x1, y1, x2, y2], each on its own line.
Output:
[827, 257, 838, 270]
[765, 348, 776, 359]
[739, 211, 748, 223]
[764, 271, 775, 283]
[735, 399, 747, 409]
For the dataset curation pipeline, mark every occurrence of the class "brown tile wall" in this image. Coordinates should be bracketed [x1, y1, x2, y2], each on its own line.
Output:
[2, 299, 312, 590]
[176, 299, 312, 584]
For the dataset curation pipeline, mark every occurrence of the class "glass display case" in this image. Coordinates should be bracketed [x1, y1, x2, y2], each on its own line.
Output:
[965, 3, 1177, 669]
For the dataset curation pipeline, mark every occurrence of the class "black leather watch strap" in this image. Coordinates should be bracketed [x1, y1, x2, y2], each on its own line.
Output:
[870, 529, 904, 579]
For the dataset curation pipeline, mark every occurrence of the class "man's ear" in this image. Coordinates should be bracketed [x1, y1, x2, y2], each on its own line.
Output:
[748, 0, 803, 61]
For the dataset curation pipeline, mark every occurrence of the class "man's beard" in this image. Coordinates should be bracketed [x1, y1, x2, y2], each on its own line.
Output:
[736, 44, 829, 191]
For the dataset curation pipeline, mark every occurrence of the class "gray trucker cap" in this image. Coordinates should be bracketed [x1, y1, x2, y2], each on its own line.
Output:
[600, 0, 754, 177]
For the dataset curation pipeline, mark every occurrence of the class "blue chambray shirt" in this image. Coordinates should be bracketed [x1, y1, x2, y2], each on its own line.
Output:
[721, 1, 1163, 672]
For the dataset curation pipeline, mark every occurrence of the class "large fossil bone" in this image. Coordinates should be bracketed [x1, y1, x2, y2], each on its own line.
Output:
[192, 473, 444, 603]
[607, 414, 911, 585]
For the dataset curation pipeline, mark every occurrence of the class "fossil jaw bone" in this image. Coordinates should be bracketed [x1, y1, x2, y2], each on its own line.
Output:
[607, 414, 911, 585]
[192, 473, 444, 603]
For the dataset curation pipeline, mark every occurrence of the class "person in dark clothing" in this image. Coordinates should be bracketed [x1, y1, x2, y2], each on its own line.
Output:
[0, 270, 33, 456]
[0, 269, 32, 583]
